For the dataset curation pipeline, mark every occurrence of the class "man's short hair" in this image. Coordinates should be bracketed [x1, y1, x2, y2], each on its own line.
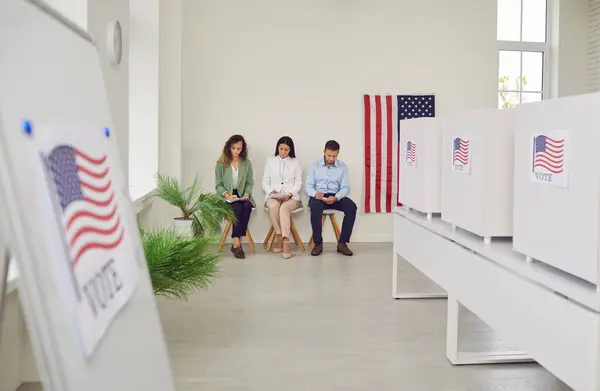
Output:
[324, 140, 340, 151]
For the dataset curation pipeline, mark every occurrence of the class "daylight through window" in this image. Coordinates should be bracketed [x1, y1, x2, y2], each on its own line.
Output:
[497, 0, 548, 108]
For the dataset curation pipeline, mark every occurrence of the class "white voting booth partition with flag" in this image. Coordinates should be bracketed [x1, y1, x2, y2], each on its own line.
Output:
[440, 108, 515, 242]
[397, 117, 443, 219]
[0, 0, 175, 390]
[362, 93, 435, 214]
[513, 92, 600, 284]
[391, 91, 600, 391]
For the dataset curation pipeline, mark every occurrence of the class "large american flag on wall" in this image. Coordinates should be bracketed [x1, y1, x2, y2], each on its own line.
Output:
[363, 94, 435, 213]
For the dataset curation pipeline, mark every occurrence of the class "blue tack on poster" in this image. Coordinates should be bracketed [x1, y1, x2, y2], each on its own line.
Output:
[104, 127, 110, 137]
[22, 120, 32, 135]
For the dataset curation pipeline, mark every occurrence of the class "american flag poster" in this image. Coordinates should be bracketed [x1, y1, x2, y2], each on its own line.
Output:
[404, 141, 417, 168]
[530, 131, 569, 188]
[451, 137, 471, 174]
[37, 127, 139, 357]
[363, 93, 435, 213]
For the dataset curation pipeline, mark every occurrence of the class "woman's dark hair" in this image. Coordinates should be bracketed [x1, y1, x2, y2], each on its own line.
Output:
[218, 134, 248, 166]
[274, 136, 296, 158]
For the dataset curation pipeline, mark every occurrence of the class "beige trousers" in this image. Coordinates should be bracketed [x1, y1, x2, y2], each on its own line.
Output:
[266, 198, 300, 239]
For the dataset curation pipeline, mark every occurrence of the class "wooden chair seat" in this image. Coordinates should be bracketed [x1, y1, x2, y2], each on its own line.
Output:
[308, 209, 341, 246]
[218, 208, 256, 252]
[262, 206, 305, 252]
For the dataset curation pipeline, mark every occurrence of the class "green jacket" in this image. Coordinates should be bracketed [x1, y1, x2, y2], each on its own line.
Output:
[215, 159, 256, 207]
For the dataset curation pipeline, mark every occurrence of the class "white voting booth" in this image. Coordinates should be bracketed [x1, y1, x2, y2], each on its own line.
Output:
[0, 1, 176, 390]
[513, 92, 600, 285]
[398, 117, 443, 219]
[393, 95, 600, 391]
[441, 108, 515, 242]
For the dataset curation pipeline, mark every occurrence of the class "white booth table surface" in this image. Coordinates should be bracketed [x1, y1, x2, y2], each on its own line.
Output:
[393, 206, 600, 391]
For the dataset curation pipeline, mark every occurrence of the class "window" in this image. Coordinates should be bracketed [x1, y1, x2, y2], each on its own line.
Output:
[497, 0, 548, 108]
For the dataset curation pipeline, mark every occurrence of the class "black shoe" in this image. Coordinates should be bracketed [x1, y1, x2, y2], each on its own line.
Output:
[231, 245, 245, 259]
[337, 242, 353, 256]
[311, 243, 323, 256]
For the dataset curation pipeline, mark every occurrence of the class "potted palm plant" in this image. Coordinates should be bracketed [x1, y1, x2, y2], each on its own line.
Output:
[153, 172, 235, 237]
[141, 227, 220, 299]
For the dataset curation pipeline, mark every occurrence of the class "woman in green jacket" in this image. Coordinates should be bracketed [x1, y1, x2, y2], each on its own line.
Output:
[215, 134, 256, 259]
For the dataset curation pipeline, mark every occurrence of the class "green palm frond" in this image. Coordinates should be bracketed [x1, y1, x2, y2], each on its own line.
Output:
[153, 171, 235, 237]
[192, 193, 237, 237]
[141, 227, 220, 300]
[153, 172, 200, 219]
[181, 175, 200, 213]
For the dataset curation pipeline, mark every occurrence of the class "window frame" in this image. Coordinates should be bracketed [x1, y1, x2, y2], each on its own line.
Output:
[496, 0, 550, 107]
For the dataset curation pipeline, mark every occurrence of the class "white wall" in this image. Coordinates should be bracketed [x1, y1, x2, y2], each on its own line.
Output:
[590, 0, 600, 91]
[157, 0, 183, 184]
[557, 0, 588, 96]
[181, 0, 498, 243]
[547, 0, 589, 97]
[129, 0, 159, 194]
[138, 0, 184, 228]
[87, 0, 130, 185]
[40, 0, 87, 30]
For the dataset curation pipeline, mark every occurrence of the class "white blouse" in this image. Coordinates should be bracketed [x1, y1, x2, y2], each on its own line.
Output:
[261, 156, 303, 201]
[231, 165, 239, 190]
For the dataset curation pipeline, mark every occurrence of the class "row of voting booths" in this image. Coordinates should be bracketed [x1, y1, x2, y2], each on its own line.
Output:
[395, 92, 600, 391]
[399, 91, 600, 287]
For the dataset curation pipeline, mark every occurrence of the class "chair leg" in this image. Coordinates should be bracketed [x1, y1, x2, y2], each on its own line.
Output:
[218, 220, 232, 251]
[329, 215, 341, 242]
[246, 229, 256, 252]
[266, 228, 276, 252]
[290, 219, 305, 252]
[308, 215, 327, 247]
[263, 226, 274, 248]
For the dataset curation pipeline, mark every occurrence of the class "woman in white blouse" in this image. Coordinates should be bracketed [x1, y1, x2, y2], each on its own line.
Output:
[262, 136, 303, 258]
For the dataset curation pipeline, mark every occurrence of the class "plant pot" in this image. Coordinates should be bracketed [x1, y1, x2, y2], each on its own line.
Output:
[173, 218, 193, 237]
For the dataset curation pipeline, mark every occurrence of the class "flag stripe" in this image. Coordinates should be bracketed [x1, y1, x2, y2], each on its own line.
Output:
[379, 97, 388, 213]
[385, 95, 393, 213]
[369, 96, 377, 213]
[72, 229, 124, 267]
[397, 119, 402, 207]
[375, 96, 382, 213]
[363, 95, 371, 213]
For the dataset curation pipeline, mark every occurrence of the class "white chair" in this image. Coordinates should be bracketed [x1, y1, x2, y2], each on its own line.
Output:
[262, 204, 305, 252]
[308, 209, 341, 246]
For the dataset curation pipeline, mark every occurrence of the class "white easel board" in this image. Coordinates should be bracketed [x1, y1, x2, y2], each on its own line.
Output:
[398, 117, 443, 215]
[0, 1, 176, 390]
[441, 108, 515, 239]
[513, 92, 600, 285]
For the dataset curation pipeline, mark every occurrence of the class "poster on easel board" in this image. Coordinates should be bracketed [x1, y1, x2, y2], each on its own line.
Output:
[0, 1, 176, 390]
[27, 123, 140, 357]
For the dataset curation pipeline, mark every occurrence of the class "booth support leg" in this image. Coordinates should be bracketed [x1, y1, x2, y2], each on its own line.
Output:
[392, 252, 447, 299]
[445, 292, 534, 365]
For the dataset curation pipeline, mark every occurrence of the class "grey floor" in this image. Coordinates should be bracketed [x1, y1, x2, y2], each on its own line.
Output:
[21, 242, 572, 391]
[157, 242, 570, 391]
